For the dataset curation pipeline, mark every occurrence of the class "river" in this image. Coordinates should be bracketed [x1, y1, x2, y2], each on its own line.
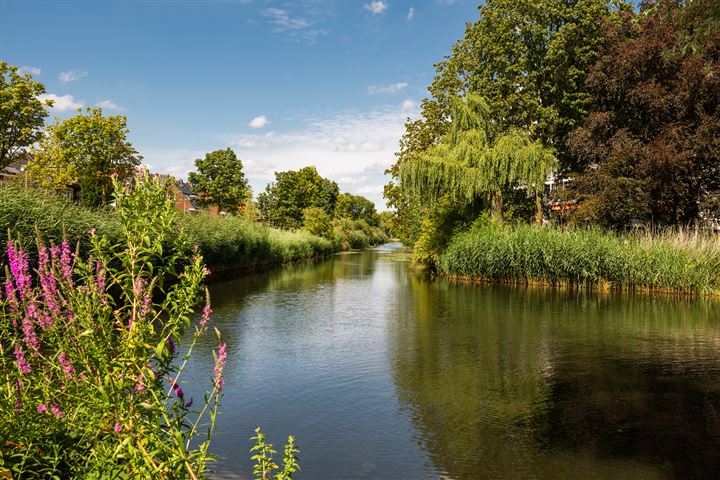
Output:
[183, 243, 720, 480]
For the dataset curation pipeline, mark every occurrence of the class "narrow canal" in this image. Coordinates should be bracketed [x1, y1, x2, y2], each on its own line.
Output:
[184, 243, 720, 480]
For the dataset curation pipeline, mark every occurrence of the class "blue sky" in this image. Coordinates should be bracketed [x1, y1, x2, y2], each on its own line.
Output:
[1, 0, 480, 209]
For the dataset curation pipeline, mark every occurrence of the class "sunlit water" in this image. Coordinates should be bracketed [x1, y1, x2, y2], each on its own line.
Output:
[183, 243, 720, 479]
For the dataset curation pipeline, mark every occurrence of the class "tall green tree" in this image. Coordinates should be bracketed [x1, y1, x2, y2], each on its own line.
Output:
[400, 94, 556, 262]
[188, 148, 251, 214]
[335, 193, 379, 226]
[568, 0, 720, 227]
[0, 62, 52, 168]
[257, 166, 339, 229]
[386, 0, 628, 242]
[27, 107, 141, 206]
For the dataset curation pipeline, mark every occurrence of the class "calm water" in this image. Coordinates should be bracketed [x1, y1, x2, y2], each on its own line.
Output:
[183, 243, 720, 480]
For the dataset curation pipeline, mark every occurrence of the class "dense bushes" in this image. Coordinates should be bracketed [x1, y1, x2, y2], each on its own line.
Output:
[0, 183, 336, 272]
[0, 175, 223, 478]
[439, 222, 720, 295]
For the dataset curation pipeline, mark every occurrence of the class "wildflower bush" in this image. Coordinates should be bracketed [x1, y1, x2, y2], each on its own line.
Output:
[0, 174, 226, 478]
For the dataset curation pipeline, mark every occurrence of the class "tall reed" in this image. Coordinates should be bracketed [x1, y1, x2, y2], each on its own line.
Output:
[439, 223, 720, 295]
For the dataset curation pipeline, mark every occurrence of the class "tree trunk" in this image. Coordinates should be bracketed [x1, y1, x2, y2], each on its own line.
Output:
[490, 190, 504, 224]
[534, 192, 543, 225]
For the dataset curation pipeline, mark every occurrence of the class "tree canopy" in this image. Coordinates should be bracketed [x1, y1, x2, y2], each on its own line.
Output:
[257, 166, 339, 229]
[27, 107, 141, 207]
[335, 193, 379, 226]
[188, 148, 251, 214]
[568, 0, 720, 227]
[0, 62, 52, 168]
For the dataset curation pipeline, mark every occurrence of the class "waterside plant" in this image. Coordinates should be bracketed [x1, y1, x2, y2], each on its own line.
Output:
[0, 174, 225, 478]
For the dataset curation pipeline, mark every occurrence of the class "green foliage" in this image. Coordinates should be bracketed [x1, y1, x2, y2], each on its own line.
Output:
[180, 214, 335, 271]
[332, 217, 388, 250]
[27, 107, 141, 207]
[0, 173, 224, 478]
[386, 0, 625, 242]
[0, 62, 52, 168]
[188, 148, 251, 214]
[439, 223, 720, 295]
[567, 0, 720, 228]
[257, 167, 339, 230]
[302, 207, 333, 239]
[250, 428, 300, 480]
[334, 193, 379, 226]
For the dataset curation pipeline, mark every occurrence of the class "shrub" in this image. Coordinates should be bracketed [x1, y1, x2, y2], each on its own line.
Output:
[0, 174, 225, 478]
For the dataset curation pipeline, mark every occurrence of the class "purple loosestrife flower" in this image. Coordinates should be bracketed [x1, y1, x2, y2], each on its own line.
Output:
[140, 294, 152, 319]
[28, 300, 52, 330]
[59, 352, 74, 379]
[96, 261, 106, 295]
[38, 248, 61, 319]
[135, 374, 146, 392]
[167, 376, 185, 402]
[114, 422, 122, 433]
[167, 337, 176, 355]
[200, 305, 212, 329]
[22, 314, 40, 351]
[213, 341, 227, 391]
[59, 241, 73, 284]
[5, 279, 20, 327]
[37, 404, 47, 413]
[7, 242, 31, 300]
[14, 346, 31, 374]
[50, 404, 64, 418]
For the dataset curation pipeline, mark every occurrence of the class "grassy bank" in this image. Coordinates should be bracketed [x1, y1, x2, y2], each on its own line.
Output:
[438, 223, 720, 295]
[0, 184, 335, 271]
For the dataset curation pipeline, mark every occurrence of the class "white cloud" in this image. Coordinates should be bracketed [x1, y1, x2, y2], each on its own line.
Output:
[221, 104, 420, 208]
[18, 66, 41, 76]
[249, 115, 269, 128]
[402, 99, 415, 110]
[38, 93, 83, 112]
[95, 99, 122, 111]
[364, 0, 388, 14]
[407, 6, 415, 20]
[59, 69, 88, 83]
[356, 185, 385, 195]
[262, 8, 326, 42]
[368, 82, 408, 94]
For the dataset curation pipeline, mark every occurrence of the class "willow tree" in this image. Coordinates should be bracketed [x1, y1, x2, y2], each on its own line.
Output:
[401, 93, 557, 224]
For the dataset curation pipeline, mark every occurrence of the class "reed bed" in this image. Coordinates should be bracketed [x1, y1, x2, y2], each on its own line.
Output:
[0, 183, 335, 272]
[438, 223, 720, 295]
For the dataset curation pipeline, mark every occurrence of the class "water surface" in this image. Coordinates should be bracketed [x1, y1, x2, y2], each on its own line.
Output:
[184, 243, 720, 479]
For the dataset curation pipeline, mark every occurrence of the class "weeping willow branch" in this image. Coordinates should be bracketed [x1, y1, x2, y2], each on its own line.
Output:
[400, 93, 557, 222]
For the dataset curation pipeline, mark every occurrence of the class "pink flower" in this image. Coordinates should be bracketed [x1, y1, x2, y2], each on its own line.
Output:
[213, 341, 227, 391]
[50, 404, 64, 418]
[59, 351, 74, 379]
[88, 227, 97, 235]
[37, 404, 47, 413]
[200, 305, 212, 329]
[14, 346, 31, 374]
[114, 422, 122, 433]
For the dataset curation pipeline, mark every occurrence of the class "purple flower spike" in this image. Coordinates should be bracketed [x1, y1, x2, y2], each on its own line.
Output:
[200, 305, 212, 329]
[59, 351, 75, 379]
[213, 341, 227, 391]
[59, 241, 73, 284]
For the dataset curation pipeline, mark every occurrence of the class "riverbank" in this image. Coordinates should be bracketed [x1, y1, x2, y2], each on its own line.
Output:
[0, 184, 371, 272]
[438, 223, 720, 296]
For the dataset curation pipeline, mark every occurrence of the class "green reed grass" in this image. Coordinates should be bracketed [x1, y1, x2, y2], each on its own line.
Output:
[439, 223, 720, 295]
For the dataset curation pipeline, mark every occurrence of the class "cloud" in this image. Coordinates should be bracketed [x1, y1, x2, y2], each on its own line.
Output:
[249, 115, 269, 128]
[407, 6, 415, 20]
[363, 0, 388, 14]
[356, 185, 385, 195]
[220, 104, 420, 208]
[18, 66, 41, 76]
[38, 93, 83, 112]
[402, 99, 415, 110]
[368, 82, 408, 94]
[262, 7, 327, 42]
[95, 99, 122, 111]
[59, 69, 88, 83]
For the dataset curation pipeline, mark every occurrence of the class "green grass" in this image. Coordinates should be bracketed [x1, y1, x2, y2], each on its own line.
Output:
[0, 183, 335, 271]
[438, 223, 720, 295]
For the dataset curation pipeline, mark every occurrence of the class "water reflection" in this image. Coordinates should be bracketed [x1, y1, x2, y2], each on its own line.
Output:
[391, 277, 720, 479]
[184, 245, 720, 479]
